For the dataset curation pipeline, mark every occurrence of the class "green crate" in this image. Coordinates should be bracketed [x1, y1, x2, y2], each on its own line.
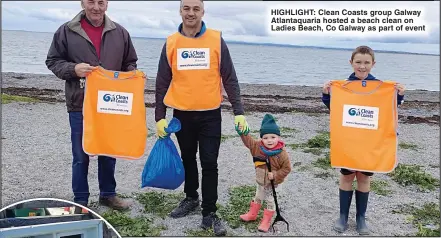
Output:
[14, 208, 46, 217]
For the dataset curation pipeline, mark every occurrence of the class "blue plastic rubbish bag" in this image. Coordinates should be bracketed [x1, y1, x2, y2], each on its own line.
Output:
[141, 117, 185, 189]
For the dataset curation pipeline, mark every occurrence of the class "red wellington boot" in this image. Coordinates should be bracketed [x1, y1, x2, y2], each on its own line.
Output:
[239, 200, 262, 221]
[258, 209, 275, 232]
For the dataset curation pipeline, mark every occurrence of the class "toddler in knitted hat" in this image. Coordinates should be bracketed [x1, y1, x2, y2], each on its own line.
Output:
[235, 114, 292, 232]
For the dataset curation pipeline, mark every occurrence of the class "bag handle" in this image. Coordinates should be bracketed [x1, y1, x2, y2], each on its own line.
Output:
[164, 117, 182, 134]
[340, 79, 383, 95]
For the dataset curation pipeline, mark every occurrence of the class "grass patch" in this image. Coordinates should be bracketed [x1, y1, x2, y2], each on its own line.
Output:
[135, 191, 185, 219]
[416, 224, 440, 237]
[306, 132, 330, 148]
[185, 228, 216, 236]
[392, 202, 440, 237]
[370, 180, 393, 196]
[302, 148, 323, 156]
[2, 94, 39, 104]
[184, 228, 235, 237]
[221, 134, 238, 143]
[287, 143, 304, 150]
[399, 142, 419, 151]
[388, 164, 439, 191]
[288, 143, 324, 156]
[218, 185, 264, 232]
[311, 152, 331, 170]
[288, 132, 329, 155]
[101, 210, 166, 236]
[314, 171, 333, 179]
[280, 127, 298, 134]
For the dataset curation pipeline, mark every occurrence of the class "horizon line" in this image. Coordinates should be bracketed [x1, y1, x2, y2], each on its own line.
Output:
[3, 29, 439, 56]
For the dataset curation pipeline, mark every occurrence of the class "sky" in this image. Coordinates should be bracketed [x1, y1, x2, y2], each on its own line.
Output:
[2, 1, 440, 54]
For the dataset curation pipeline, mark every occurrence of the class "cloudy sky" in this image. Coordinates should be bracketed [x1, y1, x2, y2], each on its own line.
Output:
[2, 1, 440, 54]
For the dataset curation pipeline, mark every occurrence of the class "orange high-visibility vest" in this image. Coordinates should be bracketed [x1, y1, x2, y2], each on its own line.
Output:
[82, 67, 148, 160]
[329, 79, 398, 173]
[164, 29, 222, 111]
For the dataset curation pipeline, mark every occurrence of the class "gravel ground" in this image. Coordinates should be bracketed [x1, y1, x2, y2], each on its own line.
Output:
[1, 72, 440, 236]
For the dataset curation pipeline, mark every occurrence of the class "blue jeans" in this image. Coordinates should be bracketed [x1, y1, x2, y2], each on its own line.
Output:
[69, 112, 117, 205]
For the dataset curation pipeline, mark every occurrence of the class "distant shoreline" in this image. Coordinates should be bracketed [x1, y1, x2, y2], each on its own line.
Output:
[2, 71, 439, 125]
[3, 29, 440, 56]
[2, 70, 440, 93]
[2, 71, 440, 126]
[2, 71, 440, 100]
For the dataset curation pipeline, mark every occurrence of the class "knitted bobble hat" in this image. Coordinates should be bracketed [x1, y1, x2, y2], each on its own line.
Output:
[260, 114, 280, 138]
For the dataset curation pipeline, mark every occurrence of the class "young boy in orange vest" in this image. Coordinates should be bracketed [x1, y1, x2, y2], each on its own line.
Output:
[236, 114, 292, 232]
[322, 46, 405, 235]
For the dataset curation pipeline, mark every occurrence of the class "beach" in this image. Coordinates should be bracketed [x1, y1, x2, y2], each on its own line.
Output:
[1, 71, 440, 236]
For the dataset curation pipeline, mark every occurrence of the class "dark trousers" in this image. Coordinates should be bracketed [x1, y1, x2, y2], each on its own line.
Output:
[173, 108, 222, 216]
[68, 112, 117, 205]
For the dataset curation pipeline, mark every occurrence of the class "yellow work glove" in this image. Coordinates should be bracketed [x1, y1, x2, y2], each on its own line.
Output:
[156, 119, 168, 138]
[234, 115, 249, 136]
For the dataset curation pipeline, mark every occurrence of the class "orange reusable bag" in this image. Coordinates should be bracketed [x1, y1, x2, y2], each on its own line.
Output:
[329, 79, 398, 173]
[82, 67, 148, 160]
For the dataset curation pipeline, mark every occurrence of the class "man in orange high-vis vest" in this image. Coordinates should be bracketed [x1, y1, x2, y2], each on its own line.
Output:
[155, 0, 248, 236]
[322, 46, 406, 235]
[45, 0, 137, 211]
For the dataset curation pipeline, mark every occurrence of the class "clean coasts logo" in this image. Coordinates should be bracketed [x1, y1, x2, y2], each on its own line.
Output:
[177, 48, 210, 70]
[267, 6, 429, 38]
[342, 105, 379, 130]
[103, 93, 129, 104]
[98, 90, 133, 115]
[181, 50, 207, 59]
[348, 107, 375, 118]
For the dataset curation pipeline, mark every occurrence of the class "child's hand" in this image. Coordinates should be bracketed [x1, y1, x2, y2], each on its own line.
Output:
[395, 83, 405, 95]
[323, 81, 332, 94]
[235, 123, 249, 136]
[268, 172, 274, 180]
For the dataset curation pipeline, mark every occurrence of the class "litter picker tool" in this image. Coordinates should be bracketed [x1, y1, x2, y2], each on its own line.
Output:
[265, 156, 289, 233]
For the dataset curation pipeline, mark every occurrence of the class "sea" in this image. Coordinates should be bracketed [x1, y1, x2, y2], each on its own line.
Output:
[2, 30, 440, 91]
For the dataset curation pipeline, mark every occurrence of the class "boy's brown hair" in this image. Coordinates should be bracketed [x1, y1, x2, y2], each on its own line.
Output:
[351, 46, 375, 62]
